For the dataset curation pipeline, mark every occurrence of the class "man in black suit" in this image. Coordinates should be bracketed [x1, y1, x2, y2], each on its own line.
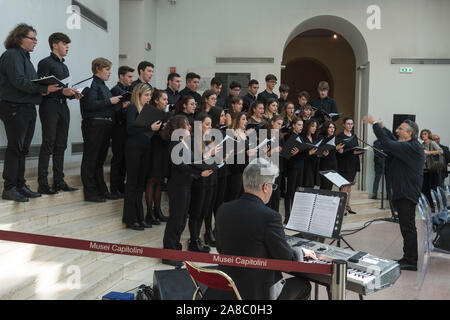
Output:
[205, 158, 316, 300]
[365, 115, 424, 271]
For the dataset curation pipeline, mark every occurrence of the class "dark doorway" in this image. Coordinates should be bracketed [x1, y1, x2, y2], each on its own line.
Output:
[282, 57, 334, 103]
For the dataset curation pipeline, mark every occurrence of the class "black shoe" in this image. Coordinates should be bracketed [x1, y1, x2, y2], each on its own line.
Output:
[126, 222, 145, 231]
[145, 208, 161, 226]
[2, 187, 29, 202]
[399, 262, 417, 271]
[85, 196, 106, 203]
[395, 257, 407, 263]
[204, 229, 216, 247]
[140, 221, 153, 228]
[104, 192, 119, 200]
[54, 181, 78, 192]
[110, 191, 124, 199]
[188, 238, 210, 253]
[38, 184, 58, 195]
[348, 209, 357, 215]
[18, 185, 41, 198]
[162, 259, 183, 269]
[370, 195, 378, 200]
[154, 207, 169, 222]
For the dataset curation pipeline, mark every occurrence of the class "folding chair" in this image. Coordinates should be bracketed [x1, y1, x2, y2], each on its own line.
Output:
[184, 261, 242, 300]
[415, 194, 450, 300]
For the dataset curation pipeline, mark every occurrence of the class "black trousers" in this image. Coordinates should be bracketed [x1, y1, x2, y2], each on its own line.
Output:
[422, 171, 440, 210]
[213, 175, 227, 215]
[110, 120, 127, 193]
[277, 277, 312, 300]
[122, 140, 149, 225]
[285, 167, 303, 222]
[37, 99, 70, 186]
[393, 198, 418, 265]
[163, 180, 191, 250]
[189, 185, 214, 241]
[0, 101, 36, 190]
[81, 119, 113, 199]
[204, 184, 218, 233]
[225, 173, 243, 202]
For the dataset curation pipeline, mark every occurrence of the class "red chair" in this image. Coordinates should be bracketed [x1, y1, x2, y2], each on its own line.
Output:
[184, 261, 242, 300]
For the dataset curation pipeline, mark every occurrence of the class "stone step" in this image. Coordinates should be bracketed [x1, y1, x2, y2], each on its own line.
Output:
[0, 227, 161, 300]
[0, 198, 124, 233]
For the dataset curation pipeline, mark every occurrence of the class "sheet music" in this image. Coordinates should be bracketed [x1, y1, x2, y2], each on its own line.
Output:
[322, 171, 351, 188]
[286, 192, 316, 231]
[216, 135, 238, 147]
[257, 138, 274, 150]
[73, 77, 93, 93]
[309, 194, 340, 237]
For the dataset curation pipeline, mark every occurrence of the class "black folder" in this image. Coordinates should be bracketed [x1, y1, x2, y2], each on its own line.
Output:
[135, 104, 167, 127]
[119, 91, 132, 102]
[32, 76, 65, 87]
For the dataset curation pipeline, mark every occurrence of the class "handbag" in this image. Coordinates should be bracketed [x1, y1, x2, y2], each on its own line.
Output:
[425, 143, 445, 171]
[433, 222, 450, 252]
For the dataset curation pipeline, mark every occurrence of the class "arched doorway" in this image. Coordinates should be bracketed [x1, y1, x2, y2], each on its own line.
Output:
[282, 16, 370, 189]
[282, 57, 334, 104]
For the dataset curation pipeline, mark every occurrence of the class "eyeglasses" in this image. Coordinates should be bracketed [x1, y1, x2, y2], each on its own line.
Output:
[267, 183, 278, 191]
[24, 36, 38, 42]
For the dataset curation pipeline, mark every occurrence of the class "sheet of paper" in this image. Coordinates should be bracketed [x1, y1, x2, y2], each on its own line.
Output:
[322, 171, 351, 188]
[308, 194, 340, 237]
[286, 192, 316, 232]
[73, 77, 93, 93]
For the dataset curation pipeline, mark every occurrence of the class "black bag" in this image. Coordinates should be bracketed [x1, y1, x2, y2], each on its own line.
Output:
[425, 143, 445, 171]
[433, 222, 450, 252]
[136, 285, 158, 300]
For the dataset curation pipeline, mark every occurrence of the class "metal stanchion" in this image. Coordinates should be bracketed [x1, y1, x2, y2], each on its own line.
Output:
[331, 260, 347, 300]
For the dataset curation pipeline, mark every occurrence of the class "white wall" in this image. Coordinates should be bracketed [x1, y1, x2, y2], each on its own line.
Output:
[0, 0, 120, 169]
[149, 0, 450, 191]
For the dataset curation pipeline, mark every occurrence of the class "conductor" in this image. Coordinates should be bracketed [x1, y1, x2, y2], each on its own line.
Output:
[204, 158, 317, 300]
[364, 115, 424, 271]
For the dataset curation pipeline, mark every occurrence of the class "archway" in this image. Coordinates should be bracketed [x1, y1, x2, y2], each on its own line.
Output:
[282, 57, 334, 103]
[282, 16, 370, 189]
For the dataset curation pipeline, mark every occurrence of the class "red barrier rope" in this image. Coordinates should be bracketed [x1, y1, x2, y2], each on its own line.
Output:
[0, 230, 331, 275]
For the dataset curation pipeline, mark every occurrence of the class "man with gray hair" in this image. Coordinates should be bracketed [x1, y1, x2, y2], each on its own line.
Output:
[204, 158, 317, 300]
[364, 115, 424, 271]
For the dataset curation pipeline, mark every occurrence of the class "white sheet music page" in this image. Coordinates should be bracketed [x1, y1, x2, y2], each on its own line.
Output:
[323, 171, 350, 188]
[309, 194, 340, 237]
[286, 192, 316, 232]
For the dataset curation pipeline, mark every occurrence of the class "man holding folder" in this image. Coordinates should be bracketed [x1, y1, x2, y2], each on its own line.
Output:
[37, 32, 82, 195]
[0, 24, 62, 202]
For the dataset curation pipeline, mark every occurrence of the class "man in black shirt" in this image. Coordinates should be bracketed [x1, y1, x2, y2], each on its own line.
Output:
[109, 66, 134, 198]
[257, 74, 278, 105]
[0, 24, 61, 202]
[179, 72, 201, 105]
[278, 84, 290, 113]
[210, 77, 225, 109]
[365, 115, 424, 271]
[242, 79, 259, 112]
[311, 81, 339, 124]
[224, 81, 241, 109]
[80, 58, 122, 203]
[37, 33, 82, 195]
[165, 72, 181, 111]
[130, 61, 153, 91]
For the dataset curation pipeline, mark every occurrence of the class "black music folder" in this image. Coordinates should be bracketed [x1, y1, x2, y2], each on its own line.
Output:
[32, 76, 66, 87]
[135, 104, 167, 127]
[286, 188, 347, 239]
[119, 91, 132, 102]
[346, 146, 369, 153]
[337, 135, 355, 145]
[314, 137, 337, 155]
[281, 135, 304, 159]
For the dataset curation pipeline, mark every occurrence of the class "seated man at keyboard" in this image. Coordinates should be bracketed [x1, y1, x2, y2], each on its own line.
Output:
[204, 158, 317, 300]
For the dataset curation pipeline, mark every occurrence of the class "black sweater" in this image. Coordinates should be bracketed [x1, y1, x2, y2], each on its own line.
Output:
[373, 123, 424, 204]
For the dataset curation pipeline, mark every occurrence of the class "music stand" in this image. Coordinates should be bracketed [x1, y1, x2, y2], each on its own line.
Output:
[285, 187, 350, 248]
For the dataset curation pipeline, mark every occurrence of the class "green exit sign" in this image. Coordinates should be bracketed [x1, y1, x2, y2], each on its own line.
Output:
[400, 67, 413, 73]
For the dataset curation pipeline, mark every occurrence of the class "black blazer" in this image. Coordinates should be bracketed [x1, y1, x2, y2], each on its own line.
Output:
[205, 193, 301, 300]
